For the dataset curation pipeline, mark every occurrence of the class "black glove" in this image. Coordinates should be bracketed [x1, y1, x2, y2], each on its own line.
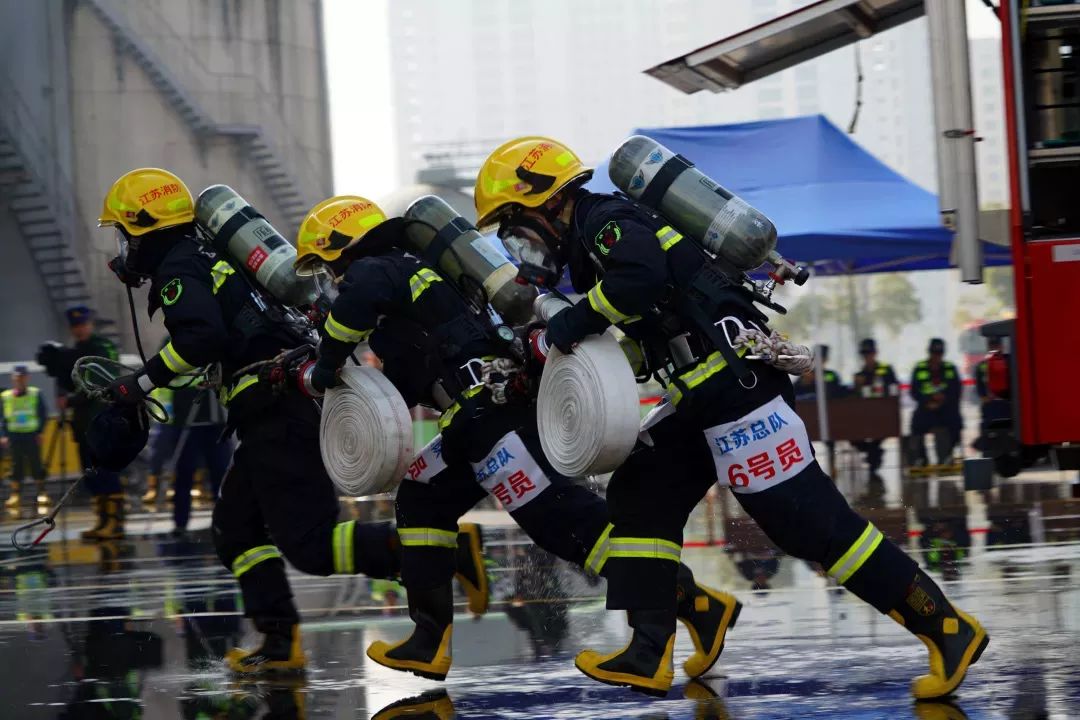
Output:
[107, 372, 148, 406]
[544, 310, 578, 355]
[310, 363, 341, 393]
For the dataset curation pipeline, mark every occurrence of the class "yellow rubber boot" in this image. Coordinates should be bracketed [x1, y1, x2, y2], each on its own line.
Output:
[890, 569, 989, 700]
[141, 474, 158, 504]
[575, 609, 676, 697]
[676, 566, 742, 678]
[454, 523, 489, 616]
[367, 583, 454, 681]
[91, 494, 126, 541]
[79, 496, 107, 540]
[226, 622, 307, 675]
[372, 689, 455, 720]
[5, 481, 20, 511]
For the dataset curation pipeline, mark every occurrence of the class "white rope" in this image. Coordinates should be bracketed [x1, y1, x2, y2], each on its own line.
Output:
[535, 300, 640, 476]
[319, 366, 413, 496]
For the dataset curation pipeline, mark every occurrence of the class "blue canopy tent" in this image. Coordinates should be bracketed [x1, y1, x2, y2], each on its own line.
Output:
[586, 115, 1010, 274]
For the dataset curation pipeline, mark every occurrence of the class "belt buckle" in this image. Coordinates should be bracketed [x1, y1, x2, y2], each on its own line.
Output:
[459, 358, 486, 388]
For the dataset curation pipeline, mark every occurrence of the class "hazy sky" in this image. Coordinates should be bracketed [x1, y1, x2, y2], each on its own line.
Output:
[323, 0, 1003, 200]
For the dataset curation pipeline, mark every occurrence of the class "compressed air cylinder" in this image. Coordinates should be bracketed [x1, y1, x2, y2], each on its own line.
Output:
[608, 135, 777, 272]
[402, 195, 537, 324]
[194, 185, 315, 308]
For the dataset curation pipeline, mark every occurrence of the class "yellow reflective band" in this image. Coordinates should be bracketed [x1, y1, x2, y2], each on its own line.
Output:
[210, 260, 235, 295]
[437, 385, 485, 430]
[606, 536, 683, 563]
[324, 311, 371, 343]
[159, 341, 195, 374]
[359, 212, 386, 228]
[587, 282, 640, 325]
[656, 225, 683, 251]
[670, 346, 750, 405]
[409, 268, 444, 302]
[487, 176, 516, 194]
[231, 545, 282, 578]
[585, 523, 614, 575]
[333, 521, 356, 574]
[555, 151, 575, 166]
[398, 527, 458, 548]
[221, 373, 259, 406]
[828, 522, 885, 584]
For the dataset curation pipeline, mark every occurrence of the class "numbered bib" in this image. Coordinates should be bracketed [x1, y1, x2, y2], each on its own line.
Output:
[703, 395, 813, 494]
[470, 431, 551, 510]
[403, 434, 449, 484]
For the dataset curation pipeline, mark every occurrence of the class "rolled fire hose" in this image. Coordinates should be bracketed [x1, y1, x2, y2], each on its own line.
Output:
[535, 295, 640, 476]
[320, 365, 414, 496]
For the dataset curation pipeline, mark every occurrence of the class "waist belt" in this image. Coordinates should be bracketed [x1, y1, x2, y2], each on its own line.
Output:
[669, 345, 750, 406]
[431, 355, 499, 410]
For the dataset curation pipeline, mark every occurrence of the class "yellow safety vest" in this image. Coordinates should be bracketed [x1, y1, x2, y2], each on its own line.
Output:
[2, 387, 42, 433]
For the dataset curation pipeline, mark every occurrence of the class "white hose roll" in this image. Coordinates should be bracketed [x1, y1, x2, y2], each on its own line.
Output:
[537, 323, 640, 477]
[320, 365, 413, 496]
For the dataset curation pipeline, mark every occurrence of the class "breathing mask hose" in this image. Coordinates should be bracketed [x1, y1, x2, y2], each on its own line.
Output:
[126, 284, 149, 364]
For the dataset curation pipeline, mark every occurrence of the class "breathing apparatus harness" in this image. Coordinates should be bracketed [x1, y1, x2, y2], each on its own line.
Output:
[398, 217, 533, 409]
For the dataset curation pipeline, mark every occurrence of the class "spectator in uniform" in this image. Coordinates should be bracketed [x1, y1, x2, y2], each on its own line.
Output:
[2, 366, 49, 512]
[909, 338, 963, 467]
[851, 338, 899, 499]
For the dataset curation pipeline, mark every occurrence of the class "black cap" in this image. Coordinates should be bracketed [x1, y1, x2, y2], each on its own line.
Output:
[65, 305, 93, 326]
[858, 338, 877, 354]
[12, 364, 29, 376]
[928, 338, 945, 354]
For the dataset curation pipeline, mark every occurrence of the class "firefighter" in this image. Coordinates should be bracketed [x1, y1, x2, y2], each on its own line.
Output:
[1, 366, 49, 511]
[94, 168, 484, 675]
[296, 195, 738, 684]
[852, 337, 899, 496]
[473, 137, 988, 699]
[36, 306, 125, 539]
[909, 338, 963, 467]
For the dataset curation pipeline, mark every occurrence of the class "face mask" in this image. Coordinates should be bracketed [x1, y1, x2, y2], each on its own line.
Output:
[108, 228, 147, 288]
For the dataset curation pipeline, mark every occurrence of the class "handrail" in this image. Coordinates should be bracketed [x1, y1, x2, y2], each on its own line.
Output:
[0, 76, 110, 301]
[91, 0, 326, 196]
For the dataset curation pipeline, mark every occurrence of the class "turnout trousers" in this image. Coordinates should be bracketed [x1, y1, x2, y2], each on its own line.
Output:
[603, 391, 917, 616]
[395, 403, 611, 591]
[212, 390, 399, 630]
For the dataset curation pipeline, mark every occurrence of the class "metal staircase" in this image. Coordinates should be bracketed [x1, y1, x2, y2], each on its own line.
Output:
[0, 86, 109, 336]
[83, 0, 316, 232]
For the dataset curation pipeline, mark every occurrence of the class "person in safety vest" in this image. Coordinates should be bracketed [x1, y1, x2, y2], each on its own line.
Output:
[2, 366, 49, 512]
[473, 136, 988, 700]
[296, 195, 736, 683]
[909, 338, 963, 466]
[94, 168, 485, 675]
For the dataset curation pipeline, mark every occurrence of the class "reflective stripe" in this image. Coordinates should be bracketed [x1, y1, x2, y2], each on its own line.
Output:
[409, 268, 444, 302]
[210, 260, 235, 295]
[670, 346, 750, 405]
[587, 282, 639, 325]
[398, 527, 458, 548]
[655, 225, 683, 251]
[828, 522, 884, 584]
[221, 374, 259, 406]
[324, 312, 371, 343]
[159, 341, 195, 374]
[231, 545, 282, 578]
[437, 385, 485, 431]
[584, 523, 614, 575]
[606, 536, 682, 563]
[333, 521, 356, 574]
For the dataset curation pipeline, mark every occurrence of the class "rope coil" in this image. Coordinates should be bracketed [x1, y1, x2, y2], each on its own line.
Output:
[537, 332, 640, 477]
[319, 366, 413, 496]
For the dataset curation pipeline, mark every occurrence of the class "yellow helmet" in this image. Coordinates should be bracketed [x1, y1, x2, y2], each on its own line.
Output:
[294, 195, 387, 275]
[98, 168, 194, 236]
[474, 136, 593, 230]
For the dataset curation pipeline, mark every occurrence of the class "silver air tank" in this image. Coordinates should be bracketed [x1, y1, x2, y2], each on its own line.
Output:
[608, 135, 778, 272]
[402, 195, 537, 324]
[194, 185, 315, 308]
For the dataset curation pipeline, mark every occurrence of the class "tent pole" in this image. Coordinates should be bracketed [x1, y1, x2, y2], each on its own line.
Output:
[811, 265, 832, 476]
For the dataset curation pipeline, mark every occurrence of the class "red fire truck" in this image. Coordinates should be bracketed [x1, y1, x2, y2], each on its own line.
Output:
[978, 0, 1080, 479]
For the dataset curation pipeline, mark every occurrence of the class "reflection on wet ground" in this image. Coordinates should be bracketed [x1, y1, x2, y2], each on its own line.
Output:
[0, 524, 1077, 719]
